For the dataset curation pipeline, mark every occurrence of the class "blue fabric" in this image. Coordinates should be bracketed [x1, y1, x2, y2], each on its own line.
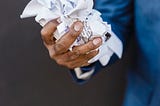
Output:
[70, 54, 119, 84]
[70, 63, 96, 84]
[94, 0, 160, 106]
[70, 0, 160, 105]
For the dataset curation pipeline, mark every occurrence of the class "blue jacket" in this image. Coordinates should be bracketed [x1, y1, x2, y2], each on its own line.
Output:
[71, 0, 160, 105]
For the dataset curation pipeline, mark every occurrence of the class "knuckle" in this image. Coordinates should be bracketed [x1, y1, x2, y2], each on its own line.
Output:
[72, 48, 81, 56]
[41, 29, 48, 39]
[54, 43, 66, 54]
[48, 21, 58, 28]
[41, 29, 46, 40]
[66, 52, 76, 60]
[66, 51, 73, 57]
[88, 42, 95, 50]
[56, 59, 64, 66]
[70, 54, 79, 60]
[41, 29, 55, 45]
[41, 20, 58, 37]
[48, 50, 55, 59]
[86, 51, 98, 59]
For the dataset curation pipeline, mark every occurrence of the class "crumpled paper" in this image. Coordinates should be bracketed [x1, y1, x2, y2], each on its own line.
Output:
[20, 0, 112, 64]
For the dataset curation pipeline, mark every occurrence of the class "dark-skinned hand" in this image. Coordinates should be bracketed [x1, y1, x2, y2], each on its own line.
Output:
[41, 19, 102, 69]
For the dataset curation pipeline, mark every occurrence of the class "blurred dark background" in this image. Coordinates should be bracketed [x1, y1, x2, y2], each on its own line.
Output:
[0, 0, 134, 106]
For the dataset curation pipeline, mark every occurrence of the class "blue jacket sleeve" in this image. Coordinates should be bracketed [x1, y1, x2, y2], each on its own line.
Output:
[70, 0, 134, 84]
[94, 0, 134, 46]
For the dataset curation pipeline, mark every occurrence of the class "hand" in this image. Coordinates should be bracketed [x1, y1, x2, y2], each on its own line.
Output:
[41, 19, 102, 69]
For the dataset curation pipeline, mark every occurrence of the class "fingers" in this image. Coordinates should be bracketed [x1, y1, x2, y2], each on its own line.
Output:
[51, 49, 98, 69]
[72, 37, 102, 55]
[52, 51, 79, 62]
[40, 19, 100, 69]
[66, 50, 99, 69]
[54, 21, 83, 54]
[41, 19, 84, 57]
[41, 19, 59, 45]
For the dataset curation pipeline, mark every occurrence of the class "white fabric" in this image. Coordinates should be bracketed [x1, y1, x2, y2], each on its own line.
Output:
[20, 0, 123, 80]
[74, 31, 123, 80]
[74, 67, 95, 80]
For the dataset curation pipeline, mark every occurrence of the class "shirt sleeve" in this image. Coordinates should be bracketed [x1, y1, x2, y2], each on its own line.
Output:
[72, 30, 123, 80]
[70, 0, 133, 84]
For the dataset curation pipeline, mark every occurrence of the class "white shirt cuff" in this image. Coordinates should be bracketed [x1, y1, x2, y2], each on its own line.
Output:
[74, 31, 123, 80]
[74, 67, 95, 80]
[88, 31, 123, 66]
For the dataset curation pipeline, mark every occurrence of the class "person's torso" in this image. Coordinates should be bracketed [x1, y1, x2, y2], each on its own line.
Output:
[134, 0, 160, 86]
[131, 0, 160, 105]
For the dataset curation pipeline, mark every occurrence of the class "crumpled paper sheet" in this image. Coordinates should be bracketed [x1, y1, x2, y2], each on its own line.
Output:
[20, 0, 112, 64]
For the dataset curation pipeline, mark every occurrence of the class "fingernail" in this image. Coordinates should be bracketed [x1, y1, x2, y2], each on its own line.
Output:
[74, 22, 83, 32]
[93, 38, 102, 46]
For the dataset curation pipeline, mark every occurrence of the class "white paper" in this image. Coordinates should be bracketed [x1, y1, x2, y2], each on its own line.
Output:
[20, 0, 113, 65]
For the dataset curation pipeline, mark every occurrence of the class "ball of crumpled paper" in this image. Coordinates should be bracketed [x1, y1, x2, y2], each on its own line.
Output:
[20, 0, 112, 48]
[20, 0, 121, 66]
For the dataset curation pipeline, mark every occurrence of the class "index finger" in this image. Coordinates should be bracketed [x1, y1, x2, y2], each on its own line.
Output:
[41, 19, 59, 45]
[53, 21, 83, 54]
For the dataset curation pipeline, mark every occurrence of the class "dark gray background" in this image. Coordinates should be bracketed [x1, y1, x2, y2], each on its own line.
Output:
[0, 0, 134, 106]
